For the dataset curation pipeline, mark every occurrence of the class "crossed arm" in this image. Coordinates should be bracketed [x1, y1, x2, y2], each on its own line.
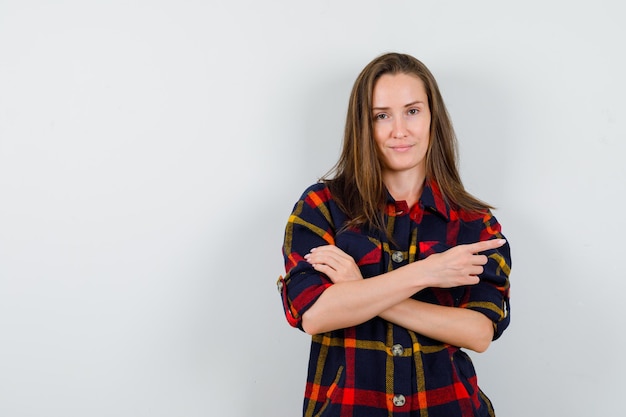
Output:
[300, 239, 506, 353]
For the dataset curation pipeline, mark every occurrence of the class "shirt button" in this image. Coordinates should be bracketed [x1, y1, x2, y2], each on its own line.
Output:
[391, 344, 404, 356]
[393, 394, 406, 407]
[391, 251, 404, 263]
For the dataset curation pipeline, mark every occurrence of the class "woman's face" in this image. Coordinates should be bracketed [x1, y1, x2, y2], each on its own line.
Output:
[371, 72, 431, 178]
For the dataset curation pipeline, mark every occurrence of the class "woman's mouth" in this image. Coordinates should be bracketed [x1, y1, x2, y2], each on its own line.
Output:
[390, 144, 413, 152]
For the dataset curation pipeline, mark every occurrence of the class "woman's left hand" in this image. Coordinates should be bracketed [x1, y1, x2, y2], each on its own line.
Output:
[304, 245, 363, 283]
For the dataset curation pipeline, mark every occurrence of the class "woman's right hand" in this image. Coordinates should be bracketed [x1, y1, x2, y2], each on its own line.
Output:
[418, 239, 506, 288]
[304, 245, 363, 284]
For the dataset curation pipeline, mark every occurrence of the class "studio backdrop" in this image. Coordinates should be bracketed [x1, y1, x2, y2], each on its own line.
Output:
[0, 1, 624, 416]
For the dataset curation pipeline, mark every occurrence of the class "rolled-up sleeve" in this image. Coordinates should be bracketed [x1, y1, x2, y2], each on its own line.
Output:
[461, 211, 512, 340]
[278, 185, 336, 330]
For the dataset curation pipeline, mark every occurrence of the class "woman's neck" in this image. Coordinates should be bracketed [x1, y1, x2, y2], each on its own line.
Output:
[383, 170, 426, 208]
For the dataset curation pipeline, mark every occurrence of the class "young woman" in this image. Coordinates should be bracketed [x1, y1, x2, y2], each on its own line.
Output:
[278, 52, 511, 417]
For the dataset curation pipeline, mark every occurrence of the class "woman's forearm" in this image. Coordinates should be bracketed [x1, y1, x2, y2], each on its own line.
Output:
[301, 268, 426, 335]
[379, 299, 494, 352]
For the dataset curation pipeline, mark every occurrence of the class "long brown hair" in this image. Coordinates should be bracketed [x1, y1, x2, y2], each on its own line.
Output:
[323, 52, 492, 231]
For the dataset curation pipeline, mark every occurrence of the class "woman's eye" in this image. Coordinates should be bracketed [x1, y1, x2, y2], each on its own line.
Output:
[408, 108, 419, 115]
[375, 113, 388, 120]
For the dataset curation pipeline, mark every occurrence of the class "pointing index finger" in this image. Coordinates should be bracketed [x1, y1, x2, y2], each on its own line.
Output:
[470, 239, 506, 254]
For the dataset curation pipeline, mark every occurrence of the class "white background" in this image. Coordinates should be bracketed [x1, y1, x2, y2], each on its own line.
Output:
[1, 1, 624, 416]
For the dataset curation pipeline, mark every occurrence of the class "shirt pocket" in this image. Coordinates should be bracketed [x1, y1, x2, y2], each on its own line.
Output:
[451, 350, 478, 398]
[335, 230, 382, 278]
[417, 240, 450, 260]
[313, 365, 345, 417]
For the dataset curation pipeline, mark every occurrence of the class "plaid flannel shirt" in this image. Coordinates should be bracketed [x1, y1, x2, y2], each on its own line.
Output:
[278, 180, 511, 417]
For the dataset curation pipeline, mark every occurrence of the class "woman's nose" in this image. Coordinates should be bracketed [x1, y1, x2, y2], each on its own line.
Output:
[392, 118, 407, 138]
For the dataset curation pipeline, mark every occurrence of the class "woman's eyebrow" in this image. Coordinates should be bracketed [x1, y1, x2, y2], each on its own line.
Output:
[372, 100, 425, 111]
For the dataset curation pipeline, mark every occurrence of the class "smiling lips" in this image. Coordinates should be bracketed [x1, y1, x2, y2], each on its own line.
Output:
[389, 143, 414, 152]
